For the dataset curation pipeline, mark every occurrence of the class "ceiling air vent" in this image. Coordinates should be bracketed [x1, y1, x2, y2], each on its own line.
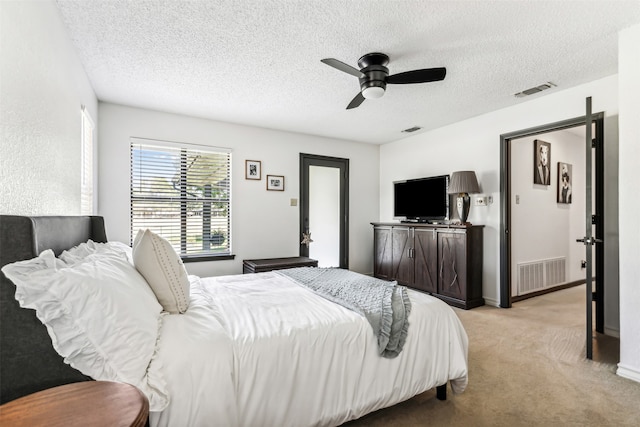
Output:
[402, 126, 422, 133]
[514, 82, 556, 98]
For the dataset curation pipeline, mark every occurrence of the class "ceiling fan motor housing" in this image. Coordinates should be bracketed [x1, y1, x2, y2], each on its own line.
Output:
[358, 53, 389, 97]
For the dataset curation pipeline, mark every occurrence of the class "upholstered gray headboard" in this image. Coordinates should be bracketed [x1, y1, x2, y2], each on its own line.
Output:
[0, 215, 108, 403]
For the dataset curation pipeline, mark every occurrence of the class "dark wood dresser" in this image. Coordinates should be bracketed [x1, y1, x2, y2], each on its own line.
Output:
[372, 222, 484, 309]
[243, 256, 318, 274]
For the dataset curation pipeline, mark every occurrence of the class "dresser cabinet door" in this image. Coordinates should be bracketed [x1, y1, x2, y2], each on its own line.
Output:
[438, 231, 467, 301]
[413, 228, 438, 293]
[392, 227, 414, 286]
[373, 226, 393, 280]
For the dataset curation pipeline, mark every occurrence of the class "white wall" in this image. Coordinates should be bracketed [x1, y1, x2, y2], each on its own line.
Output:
[0, 0, 97, 215]
[510, 130, 586, 295]
[380, 75, 620, 308]
[98, 103, 379, 276]
[617, 23, 640, 383]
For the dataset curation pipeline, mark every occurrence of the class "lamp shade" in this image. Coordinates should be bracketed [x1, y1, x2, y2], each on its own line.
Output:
[448, 171, 480, 194]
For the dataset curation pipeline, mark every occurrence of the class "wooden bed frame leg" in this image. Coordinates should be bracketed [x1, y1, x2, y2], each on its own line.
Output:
[436, 384, 447, 401]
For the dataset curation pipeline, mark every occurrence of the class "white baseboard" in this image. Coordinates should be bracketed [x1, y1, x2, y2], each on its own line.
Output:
[483, 297, 500, 307]
[617, 363, 640, 383]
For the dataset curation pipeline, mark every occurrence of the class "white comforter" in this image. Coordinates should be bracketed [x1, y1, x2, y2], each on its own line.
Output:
[149, 272, 468, 427]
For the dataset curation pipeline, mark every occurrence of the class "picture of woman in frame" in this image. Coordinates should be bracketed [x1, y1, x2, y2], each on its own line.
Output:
[558, 162, 572, 204]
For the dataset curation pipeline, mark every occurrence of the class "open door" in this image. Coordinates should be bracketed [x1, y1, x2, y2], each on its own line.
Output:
[576, 97, 603, 360]
[500, 111, 605, 330]
[299, 154, 349, 268]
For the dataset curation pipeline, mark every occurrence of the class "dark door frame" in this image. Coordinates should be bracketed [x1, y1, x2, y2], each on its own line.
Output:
[499, 113, 604, 332]
[299, 153, 349, 268]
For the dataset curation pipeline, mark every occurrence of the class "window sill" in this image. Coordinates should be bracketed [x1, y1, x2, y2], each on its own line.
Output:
[181, 254, 235, 263]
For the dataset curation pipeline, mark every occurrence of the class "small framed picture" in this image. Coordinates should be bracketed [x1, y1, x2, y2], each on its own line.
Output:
[245, 160, 261, 180]
[557, 162, 572, 204]
[533, 139, 551, 186]
[266, 175, 285, 191]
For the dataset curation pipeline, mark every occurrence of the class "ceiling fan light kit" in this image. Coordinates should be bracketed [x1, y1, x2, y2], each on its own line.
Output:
[362, 86, 385, 99]
[321, 52, 446, 109]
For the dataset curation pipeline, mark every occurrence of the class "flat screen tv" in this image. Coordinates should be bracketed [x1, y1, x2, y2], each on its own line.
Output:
[393, 175, 449, 222]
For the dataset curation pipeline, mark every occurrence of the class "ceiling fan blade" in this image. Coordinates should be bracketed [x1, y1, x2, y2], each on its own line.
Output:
[321, 58, 365, 78]
[346, 92, 365, 109]
[387, 67, 446, 84]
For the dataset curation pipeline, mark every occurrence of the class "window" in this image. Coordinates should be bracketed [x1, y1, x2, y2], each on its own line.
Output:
[80, 106, 94, 215]
[130, 138, 232, 260]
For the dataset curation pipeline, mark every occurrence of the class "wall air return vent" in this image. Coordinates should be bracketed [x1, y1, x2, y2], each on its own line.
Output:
[514, 82, 556, 98]
[517, 257, 566, 295]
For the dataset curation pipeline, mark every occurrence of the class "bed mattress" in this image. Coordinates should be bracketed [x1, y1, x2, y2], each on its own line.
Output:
[149, 271, 468, 427]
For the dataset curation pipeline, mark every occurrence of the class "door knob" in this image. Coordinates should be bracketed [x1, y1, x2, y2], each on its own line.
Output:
[301, 231, 313, 247]
[576, 237, 603, 245]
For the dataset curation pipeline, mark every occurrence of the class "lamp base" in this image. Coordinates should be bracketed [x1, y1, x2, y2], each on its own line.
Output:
[456, 193, 471, 224]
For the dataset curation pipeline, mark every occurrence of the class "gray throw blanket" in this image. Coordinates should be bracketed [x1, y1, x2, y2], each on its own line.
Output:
[276, 267, 411, 358]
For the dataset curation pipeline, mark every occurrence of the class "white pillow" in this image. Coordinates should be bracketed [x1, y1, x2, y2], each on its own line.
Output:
[1, 248, 168, 411]
[59, 239, 133, 265]
[133, 229, 190, 314]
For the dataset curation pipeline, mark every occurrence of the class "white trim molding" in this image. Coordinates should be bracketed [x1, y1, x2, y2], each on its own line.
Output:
[617, 363, 640, 384]
[483, 297, 500, 308]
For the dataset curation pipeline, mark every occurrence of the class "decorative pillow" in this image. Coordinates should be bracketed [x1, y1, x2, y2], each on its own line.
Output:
[132, 229, 190, 314]
[1, 248, 168, 410]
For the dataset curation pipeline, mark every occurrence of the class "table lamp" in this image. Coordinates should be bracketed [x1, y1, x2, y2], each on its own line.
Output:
[448, 171, 480, 224]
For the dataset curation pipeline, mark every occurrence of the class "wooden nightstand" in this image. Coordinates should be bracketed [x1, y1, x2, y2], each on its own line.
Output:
[0, 381, 149, 427]
[243, 256, 318, 273]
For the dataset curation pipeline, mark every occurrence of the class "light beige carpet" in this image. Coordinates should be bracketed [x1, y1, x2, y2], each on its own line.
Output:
[343, 285, 640, 426]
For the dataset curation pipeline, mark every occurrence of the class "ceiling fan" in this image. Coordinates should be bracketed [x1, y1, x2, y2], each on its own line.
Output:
[321, 52, 446, 110]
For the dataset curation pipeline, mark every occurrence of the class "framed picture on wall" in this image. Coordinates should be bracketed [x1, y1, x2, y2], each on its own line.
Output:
[533, 139, 551, 185]
[245, 160, 261, 180]
[557, 162, 572, 204]
[266, 175, 285, 191]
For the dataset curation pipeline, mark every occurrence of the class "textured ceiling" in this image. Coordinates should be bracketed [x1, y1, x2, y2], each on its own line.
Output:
[55, 0, 640, 144]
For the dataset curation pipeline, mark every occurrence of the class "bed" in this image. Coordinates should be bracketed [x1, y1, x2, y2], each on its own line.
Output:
[0, 215, 469, 426]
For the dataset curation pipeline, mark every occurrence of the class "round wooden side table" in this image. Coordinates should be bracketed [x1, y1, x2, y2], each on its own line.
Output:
[0, 381, 149, 427]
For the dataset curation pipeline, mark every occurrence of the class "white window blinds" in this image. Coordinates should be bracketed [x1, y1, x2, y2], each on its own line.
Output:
[80, 106, 94, 215]
[130, 139, 232, 259]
